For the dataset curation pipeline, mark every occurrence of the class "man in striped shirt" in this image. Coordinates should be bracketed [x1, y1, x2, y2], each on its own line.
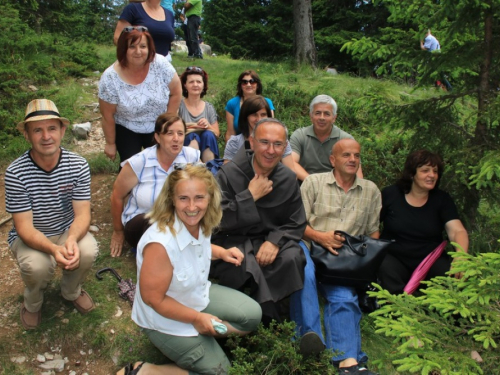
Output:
[5, 99, 98, 330]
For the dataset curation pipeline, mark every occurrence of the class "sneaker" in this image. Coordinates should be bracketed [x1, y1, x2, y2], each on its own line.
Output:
[20, 303, 41, 330]
[298, 331, 325, 358]
[338, 364, 379, 375]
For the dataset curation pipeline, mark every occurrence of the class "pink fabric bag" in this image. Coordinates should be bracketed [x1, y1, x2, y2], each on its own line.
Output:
[404, 241, 448, 295]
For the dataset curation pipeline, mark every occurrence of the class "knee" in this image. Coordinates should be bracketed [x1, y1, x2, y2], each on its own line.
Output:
[237, 298, 262, 332]
[78, 234, 98, 267]
[19, 256, 54, 281]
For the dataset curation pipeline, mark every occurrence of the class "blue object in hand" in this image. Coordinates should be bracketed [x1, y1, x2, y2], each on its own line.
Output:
[211, 319, 227, 334]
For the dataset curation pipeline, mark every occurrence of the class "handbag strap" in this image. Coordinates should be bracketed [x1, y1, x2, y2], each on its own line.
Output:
[334, 230, 367, 256]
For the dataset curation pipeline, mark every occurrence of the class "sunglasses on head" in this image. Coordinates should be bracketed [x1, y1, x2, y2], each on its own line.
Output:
[123, 26, 148, 33]
[241, 79, 256, 85]
[186, 66, 203, 73]
[173, 162, 207, 170]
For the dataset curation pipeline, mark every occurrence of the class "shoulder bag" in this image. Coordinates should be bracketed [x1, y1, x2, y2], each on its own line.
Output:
[310, 230, 393, 288]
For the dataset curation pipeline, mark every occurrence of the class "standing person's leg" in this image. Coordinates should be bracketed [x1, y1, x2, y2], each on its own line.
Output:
[321, 284, 366, 364]
[181, 23, 193, 56]
[115, 125, 146, 164]
[140, 131, 155, 150]
[187, 16, 202, 58]
[57, 231, 98, 311]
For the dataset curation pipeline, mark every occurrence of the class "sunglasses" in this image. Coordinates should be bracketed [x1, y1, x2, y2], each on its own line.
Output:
[173, 162, 207, 170]
[123, 26, 148, 33]
[186, 66, 203, 72]
[241, 79, 256, 85]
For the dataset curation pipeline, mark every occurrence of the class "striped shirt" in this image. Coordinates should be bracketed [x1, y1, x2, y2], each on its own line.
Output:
[300, 170, 381, 248]
[5, 148, 91, 246]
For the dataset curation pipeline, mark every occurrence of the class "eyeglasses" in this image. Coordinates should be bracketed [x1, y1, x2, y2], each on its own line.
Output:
[186, 66, 203, 72]
[241, 79, 256, 85]
[255, 139, 286, 152]
[173, 162, 206, 170]
[123, 26, 148, 33]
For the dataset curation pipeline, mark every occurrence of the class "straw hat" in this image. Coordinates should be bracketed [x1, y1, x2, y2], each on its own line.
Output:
[17, 99, 70, 132]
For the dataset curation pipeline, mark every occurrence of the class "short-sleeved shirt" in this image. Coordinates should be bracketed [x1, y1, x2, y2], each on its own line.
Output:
[121, 145, 200, 225]
[178, 100, 217, 125]
[132, 217, 212, 336]
[119, 3, 175, 56]
[300, 171, 381, 248]
[223, 133, 292, 161]
[380, 184, 459, 260]
[423, 35, 440, 52]
[98, 54, 176, 134]
[185, 0, 202, 17]
[225, 96, 275, 135]
[290, 124, 354, 175]
[160, 0, 174, 13]
[5, 149, 91, 246]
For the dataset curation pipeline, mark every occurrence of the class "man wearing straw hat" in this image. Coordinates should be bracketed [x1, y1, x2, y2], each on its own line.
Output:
[5, 99, 98, 330]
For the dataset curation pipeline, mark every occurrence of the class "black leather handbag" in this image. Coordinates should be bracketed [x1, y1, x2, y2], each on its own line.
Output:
[309, 230, 393, 288]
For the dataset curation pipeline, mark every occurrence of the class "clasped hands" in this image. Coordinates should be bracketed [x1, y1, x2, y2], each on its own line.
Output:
[53, 237, 81, 270]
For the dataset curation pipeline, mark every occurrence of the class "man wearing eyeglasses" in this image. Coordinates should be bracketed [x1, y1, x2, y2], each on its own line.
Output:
[183, 0, 203, 59]
[290, 95, 363, 182]
[210, 118, 306, 326]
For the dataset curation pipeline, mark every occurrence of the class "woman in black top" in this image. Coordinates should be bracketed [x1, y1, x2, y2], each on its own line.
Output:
[379, 150, 469, 294]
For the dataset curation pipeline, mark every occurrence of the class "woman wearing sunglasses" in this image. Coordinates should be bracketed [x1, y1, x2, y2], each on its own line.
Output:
[109, 114, 200, 258]
[99, 27, 181, 163]
[224, 70, 275, 142]
[117, 165, 261, 375]
[223, 96, 296, 173]
[113, 0, 175, 61]
[178, 67, 220, 163]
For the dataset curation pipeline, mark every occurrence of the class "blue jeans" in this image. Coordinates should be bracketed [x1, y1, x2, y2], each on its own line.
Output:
[289, 241, 367, 362]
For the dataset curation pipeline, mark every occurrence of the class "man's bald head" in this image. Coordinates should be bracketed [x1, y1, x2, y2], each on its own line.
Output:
[330, 139, 361, 179]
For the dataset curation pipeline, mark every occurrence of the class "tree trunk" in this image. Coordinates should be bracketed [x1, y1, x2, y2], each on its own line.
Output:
[292, 0, 317, 68]
[475, 2, 493, 146]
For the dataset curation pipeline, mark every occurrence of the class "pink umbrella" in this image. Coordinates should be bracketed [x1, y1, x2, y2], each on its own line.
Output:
[404, 241, 448, 295]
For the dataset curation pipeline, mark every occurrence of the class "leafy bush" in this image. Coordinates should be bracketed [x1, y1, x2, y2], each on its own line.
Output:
[370, 251, 500, 374]
[226, 321, 336, 374]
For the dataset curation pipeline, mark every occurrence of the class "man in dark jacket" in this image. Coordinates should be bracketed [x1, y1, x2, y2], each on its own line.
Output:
[211, 118, 306, 324]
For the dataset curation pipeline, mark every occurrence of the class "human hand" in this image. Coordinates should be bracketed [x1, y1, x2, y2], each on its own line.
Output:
[220, 247, 244, 266]
[192, 312, 219, 335]
[255, 241, 279, 267]
[53, 243, 80, 270]
[316, 231, 345, 255]
[63, 237, 81, 270]
[110, 230, 125, 257]
[104, 143, 117, 161]
[248, 174, 273, 201]
[196, 118, 210, 129]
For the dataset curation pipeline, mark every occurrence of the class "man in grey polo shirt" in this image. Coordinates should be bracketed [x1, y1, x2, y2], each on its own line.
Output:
[290, 95, 363, 181]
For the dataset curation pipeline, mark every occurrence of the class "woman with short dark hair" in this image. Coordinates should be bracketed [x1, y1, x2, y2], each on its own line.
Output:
[379, 150, 469, 294]
[224, 70, 275, 141]
[178, 66, 220, 163]
[99, 27, 181, 163]
[109, 114, 199, 258]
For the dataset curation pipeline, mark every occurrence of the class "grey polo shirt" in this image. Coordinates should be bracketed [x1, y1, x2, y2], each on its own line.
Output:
[290, 125, 354, 174]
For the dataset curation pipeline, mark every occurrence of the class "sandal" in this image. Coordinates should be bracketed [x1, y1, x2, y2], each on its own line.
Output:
[118, 362, 144, 375]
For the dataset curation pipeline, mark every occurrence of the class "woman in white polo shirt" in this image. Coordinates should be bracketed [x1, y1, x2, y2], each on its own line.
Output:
[109, 114, 199, 257]
[117, 164, 261, 375]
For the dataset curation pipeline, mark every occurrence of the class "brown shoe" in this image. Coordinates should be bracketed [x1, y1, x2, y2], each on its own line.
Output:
[69, 289, 95, 314]
[20, 303, 41, 330]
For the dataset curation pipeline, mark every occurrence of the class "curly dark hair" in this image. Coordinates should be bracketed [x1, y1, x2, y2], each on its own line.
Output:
[396, 150, 444, 193]
[180, 66, 209, 98]
[238, 96, 272, 138]
[236, 70, 263, 97]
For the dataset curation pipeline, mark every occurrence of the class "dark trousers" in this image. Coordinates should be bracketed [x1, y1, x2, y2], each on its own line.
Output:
[124, 214, 151, 249]
[378, 253, 452, 294]
[181, 24, 193, 56]
[187, 15, 202, 57]
[115, 124, 154, 164]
